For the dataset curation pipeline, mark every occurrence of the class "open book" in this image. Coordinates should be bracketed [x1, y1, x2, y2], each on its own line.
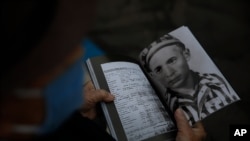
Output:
[85, 26, 240, 141]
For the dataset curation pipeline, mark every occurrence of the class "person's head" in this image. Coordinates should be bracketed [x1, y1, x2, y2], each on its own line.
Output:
[139, 34, 191, 89]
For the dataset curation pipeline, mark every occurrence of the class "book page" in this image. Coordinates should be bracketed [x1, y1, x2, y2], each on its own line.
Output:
[101, 62, 175, 141]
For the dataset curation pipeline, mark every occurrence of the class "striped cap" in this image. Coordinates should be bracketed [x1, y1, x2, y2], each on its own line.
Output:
[139, 34, 185, 72]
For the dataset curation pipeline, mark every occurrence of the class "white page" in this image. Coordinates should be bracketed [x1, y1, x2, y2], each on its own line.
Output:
[101, 62, 175, 141]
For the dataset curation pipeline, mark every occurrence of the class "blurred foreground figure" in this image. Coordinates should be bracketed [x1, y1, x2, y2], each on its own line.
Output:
[0, 0, 115, 140]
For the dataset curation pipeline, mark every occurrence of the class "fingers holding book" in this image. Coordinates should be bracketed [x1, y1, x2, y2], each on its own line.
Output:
[175, 108, 207, 141]
[81, 80, 115, 119]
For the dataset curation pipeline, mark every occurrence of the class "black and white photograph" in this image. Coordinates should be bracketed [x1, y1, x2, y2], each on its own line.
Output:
[139, 26, 241, 125]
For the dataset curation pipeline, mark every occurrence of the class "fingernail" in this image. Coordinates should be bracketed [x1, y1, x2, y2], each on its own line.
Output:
[176, 108, 183, 114]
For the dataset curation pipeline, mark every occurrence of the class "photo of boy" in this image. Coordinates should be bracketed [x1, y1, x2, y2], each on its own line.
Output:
[139, 33, 240, 125]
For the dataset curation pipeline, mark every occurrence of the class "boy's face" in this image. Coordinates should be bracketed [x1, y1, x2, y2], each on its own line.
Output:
[149, 45, 190, 89]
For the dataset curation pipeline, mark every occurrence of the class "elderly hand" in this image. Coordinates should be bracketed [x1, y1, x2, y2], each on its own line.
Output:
[81, 80, 115, 119]
[175, 108, 206, 141]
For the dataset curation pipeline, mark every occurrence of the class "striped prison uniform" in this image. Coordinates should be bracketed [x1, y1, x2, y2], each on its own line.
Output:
[164, 71, 240, 125]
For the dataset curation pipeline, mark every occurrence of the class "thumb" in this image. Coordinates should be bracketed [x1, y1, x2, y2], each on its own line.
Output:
[174, 108, 206, 141]
[82, 89, 115, 118]
[84, 80, 115, 104]
[85, 89, 115, 108]
[92, 89, 115, 103]
[174, 108, 191, 131]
